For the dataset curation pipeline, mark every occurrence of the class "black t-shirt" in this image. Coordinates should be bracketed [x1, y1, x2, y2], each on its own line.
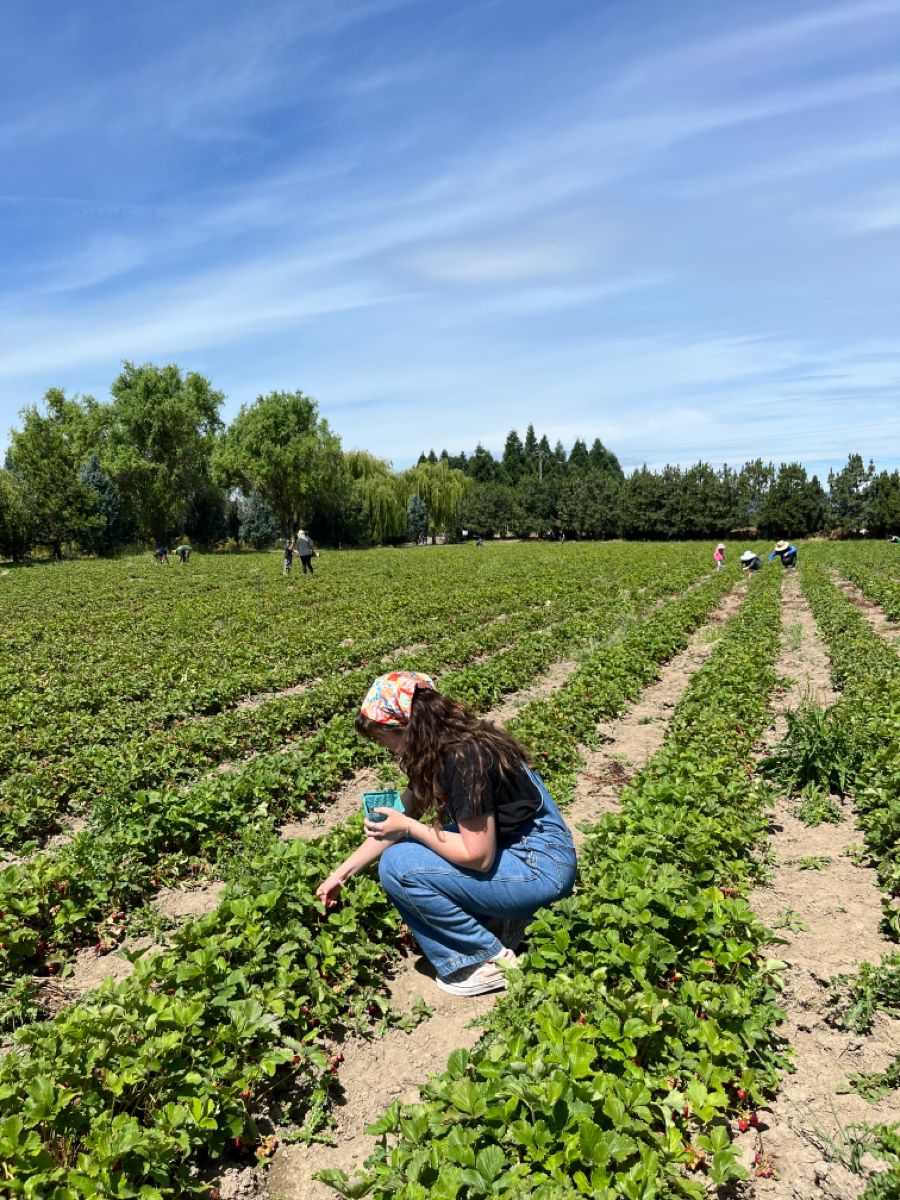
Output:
[440, 744, 541, 835]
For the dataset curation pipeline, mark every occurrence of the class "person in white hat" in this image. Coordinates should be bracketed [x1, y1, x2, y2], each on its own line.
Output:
[713, 542, 725, 572]
[768, 540, 797, 569]
[740, 550, 761, 571]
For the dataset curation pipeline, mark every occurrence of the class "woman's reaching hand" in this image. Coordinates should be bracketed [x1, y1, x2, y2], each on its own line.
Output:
[316, 873, 345, 907]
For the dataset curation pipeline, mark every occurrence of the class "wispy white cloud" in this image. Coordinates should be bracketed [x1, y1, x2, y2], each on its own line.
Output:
[838, 186, 900, 232]
[1, 0, 899, 477]
[667, 137, 900, 197]
[615, 0, 900, 92]
[0, 0, 418, 150]
[0, 254, 403, 377]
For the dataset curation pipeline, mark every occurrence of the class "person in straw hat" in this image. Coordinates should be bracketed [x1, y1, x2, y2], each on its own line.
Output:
[768, 540, 798, 569]
[713, 542, 725, 572]
[739, 550, 761, 571]
[316, 670, 577, 996]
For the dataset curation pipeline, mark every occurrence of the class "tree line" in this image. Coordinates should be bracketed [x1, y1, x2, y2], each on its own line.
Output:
[1, 362, 897, 561]
[429, 433, 900, 543]
[0, 364, 470, 561]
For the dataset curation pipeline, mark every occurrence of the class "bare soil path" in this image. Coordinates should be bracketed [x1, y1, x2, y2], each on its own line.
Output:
[737, 573, 900, 1200]
[832, 574, 900, 646]
[260, 582, 749, 1200]
[565, 582, 747, 840]
[54, 645, 590, 1005]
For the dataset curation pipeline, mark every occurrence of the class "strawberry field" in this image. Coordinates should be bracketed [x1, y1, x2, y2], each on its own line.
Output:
[1, 540, 898, 1199]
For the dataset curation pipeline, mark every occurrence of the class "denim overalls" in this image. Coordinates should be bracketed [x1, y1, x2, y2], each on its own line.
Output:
[378, 764, 577, 978]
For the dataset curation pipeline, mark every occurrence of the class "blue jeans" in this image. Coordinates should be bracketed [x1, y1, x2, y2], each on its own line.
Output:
[378, 767, 577, 978]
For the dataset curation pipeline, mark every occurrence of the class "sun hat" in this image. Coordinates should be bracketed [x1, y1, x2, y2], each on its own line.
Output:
[740, 550, 756, 562]
[775, 540, 789, 552]
[716, 543, 725, 550]
[360, 670, 436, 726]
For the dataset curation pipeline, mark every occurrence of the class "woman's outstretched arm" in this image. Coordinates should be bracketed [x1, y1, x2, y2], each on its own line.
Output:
[316, 833, 398, 905]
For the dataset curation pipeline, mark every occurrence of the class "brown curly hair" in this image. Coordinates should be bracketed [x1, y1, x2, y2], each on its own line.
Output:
[355, 686, 531, 824]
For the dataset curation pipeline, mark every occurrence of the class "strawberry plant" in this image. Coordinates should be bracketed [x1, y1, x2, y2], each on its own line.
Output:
[0, 557, 713, 1020]
[0, 550, 744, 1193]
[319, 571, 788, 1198]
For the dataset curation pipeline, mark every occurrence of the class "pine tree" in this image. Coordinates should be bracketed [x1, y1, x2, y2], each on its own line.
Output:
[79, 454, 125, 555]
[828, 453, 875, 533]
[759, 464, 828, 538]
[523, 424, 538, 474]
[238, 491, 280, 549]
[0, 468, 34, 562]
[567, 439, 590, 474]
[868, 471, 900, 537]
[406, 494, 429, 543]
[468, 444, 498, 484]
[588, 438, 624, 480]
[501, 430, 527, 486]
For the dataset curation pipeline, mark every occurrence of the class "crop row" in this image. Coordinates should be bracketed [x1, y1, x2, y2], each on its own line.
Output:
[1, 545, 705, 767]
[320, 567, 786, 1199]
[0, 574, 613, 850]
[0, 553, 603, 775]
[0, 552, 710, 852]
[807, 539, 900, 586]
[0, 564, 719, 1022]
[833, 560, 900, 623]
[0, 566, 739, 1196]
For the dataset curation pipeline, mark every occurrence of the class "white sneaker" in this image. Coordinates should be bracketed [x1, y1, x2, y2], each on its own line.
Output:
[436, 948, 518, 996]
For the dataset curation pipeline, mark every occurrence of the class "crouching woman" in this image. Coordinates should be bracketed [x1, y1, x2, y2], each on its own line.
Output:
[316, 671, 577, 996]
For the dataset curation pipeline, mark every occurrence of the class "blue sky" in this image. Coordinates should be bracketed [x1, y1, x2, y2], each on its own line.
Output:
[1, 0, 899, 474]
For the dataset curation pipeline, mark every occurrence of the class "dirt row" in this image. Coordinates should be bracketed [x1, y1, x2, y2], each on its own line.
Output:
[58, 648, 591, 1002]
[260, 583, 750, 1200]
[0, 613, 516, 871]
[737, 573, 900, 1200]
[264, 574, 900, 1200]
[832, 574, 900, 645]
[29, 572, 900, 1200]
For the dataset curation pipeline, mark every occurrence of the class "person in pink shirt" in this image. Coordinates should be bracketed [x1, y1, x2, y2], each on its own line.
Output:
[714, 542, 725, 572]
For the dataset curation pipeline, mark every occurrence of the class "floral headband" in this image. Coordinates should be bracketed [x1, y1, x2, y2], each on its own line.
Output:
[359, 670, 436, 726]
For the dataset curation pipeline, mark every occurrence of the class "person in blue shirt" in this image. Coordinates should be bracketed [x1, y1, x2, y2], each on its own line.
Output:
[769, 540, 798, 568]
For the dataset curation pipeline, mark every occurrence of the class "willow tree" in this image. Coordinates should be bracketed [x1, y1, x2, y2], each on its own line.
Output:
[345, 451, 409, 543]
[407, 460, 472, 543]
